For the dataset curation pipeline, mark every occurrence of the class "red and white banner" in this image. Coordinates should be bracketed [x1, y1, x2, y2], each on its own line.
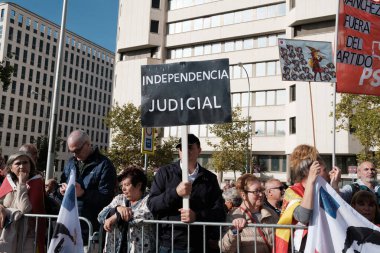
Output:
[336, 0, 380, 95]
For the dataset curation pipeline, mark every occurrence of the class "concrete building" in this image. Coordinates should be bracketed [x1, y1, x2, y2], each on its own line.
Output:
[0, 3, 114, 176]
[114, 0, 362, 182]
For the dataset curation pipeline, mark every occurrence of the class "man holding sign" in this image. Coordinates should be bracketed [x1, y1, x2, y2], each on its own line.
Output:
[148, 134, 225, 252]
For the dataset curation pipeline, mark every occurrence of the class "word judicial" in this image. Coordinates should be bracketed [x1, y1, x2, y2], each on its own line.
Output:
[142, 69, 229, 86]
[148, 96, 222, 112]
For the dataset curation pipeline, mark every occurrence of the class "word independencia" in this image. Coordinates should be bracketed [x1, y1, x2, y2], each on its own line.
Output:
[142, 69, 229, 86]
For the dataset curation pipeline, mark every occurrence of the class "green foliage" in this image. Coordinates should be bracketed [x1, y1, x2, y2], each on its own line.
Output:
[207, 107, 249, 175]
[103, 103, 176, 172]
[34, 134, 63, 172]
[0, 59, 14, 91]
[335, 94, 380, 164]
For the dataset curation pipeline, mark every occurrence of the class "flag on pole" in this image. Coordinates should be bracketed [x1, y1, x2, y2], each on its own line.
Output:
[48, 169, 84, 253]
[305, 177, 380, 253]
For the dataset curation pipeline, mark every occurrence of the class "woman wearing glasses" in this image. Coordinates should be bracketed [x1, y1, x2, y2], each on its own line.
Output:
[98, 165, 155, 253]
[221, 174, 277, 253]
[275, 144, 341, 253]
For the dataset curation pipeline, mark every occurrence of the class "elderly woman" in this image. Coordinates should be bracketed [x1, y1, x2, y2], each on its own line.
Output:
[351, 190, 380, 225]
[0, 151, 46, 253]
[98, 165, 155, 253]
[222, 187, 242, 213]
[221, 174, 277, 253]
[275, 144, 341, 253]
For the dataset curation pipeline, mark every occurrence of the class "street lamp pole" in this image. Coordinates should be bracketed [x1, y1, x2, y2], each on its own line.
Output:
[238, 63, 251, 174]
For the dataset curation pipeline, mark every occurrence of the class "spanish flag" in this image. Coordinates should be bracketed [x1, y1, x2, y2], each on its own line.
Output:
[275, 183, 307, 253]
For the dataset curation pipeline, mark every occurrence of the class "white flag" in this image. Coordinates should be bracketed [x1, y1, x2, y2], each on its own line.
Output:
[305, 177, 380, 253]
[48, 169, 84, 253]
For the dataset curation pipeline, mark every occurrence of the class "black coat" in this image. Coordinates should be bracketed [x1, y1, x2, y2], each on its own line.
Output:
[148, 161, 226, 251]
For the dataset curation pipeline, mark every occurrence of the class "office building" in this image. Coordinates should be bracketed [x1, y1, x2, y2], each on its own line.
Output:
[0, 3, 114, 175]
[114, 0, 361, 181]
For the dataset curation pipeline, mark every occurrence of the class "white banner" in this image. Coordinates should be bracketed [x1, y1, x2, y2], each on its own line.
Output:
[305, 177, 380, 253]
[48, 169, 84, 253]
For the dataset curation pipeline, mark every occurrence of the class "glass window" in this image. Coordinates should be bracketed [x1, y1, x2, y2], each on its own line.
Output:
[175, 48, 183, 58]
[225, 41, 234, 52]
[276, 90, 286, 105]
[267, 91, 276, 105]
[183, 47, 192, 57]
[203, 17, 211, 28]
[193, 18, 203, 30]
[241, 92, 250, 107]
[223, 13, 234, 25]
[255, 121, 265, 136]
[233, 65, 241, 79]
[278, 3, 286, 16]
[189, 125, 198, 135]
[182, 20, 191, 32]
[194, 45, 203, 56]
[232, 93, 241, 107]
[211, 15, 220, 27]
[289, 117, 296, 134]
[243, 38, 254, 49]
[276, 121, 286, 136]
[199, 125, 207, 137]
[170, 126, 178, 137]
[168, 23, 175, 34]
[256, 63, 266, 77]
[257, 37, 267, 48]
[257, 7, 267, 20]
[267, 121, 275, 136]
[243, 64, 253, 77]
[234, 11, 243, 23]
[175, 22, 182, 33]
[212, 43, 221, 53]
[204, 44, 211, 54]
[255, 92, 265, 106]
[242, 9, 253, 22]
[268, 5, 276, 18]
[235, 40, 243, 50]
[267, 62, 276, 75]
[268, 35, 277, 46]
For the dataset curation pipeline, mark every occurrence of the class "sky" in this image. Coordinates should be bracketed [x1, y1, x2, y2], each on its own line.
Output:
[2, 0, 119, 52]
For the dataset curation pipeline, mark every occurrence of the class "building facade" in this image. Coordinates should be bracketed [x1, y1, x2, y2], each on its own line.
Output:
[114, 0, 362, 181]
[0, 3, 114, 176]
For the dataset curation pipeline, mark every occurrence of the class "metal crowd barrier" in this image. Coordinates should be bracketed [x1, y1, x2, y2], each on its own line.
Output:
[100, 219, 307, 253]
[24, 214, 95, 253]
[22, 214, 307, 253]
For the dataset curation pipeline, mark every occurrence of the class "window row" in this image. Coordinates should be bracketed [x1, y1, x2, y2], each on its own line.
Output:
[168, 33, 285, 59]
[168, 0, 220, 10]
[231, 89, 286, 108]
[229, 61, 282, 79]
[57, 109, 108, 129]
[8, 8, 114, 64]
[168, 3, 286, 34]
[254, 120, 285, 136]
[0, 114, 49, 135]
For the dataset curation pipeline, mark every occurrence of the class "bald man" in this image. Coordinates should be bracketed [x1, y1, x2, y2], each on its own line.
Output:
[340, 161, 380, 205]
[264, 179, 285, 221]
[59, 129, 116, 239]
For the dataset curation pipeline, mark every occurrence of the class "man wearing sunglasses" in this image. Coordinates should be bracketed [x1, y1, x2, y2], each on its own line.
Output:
[264, 179, 285, 221]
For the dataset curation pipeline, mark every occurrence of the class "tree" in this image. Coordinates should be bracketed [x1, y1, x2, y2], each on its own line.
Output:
[34, 134, 63, 172]
[335, 93, 380, 164]
[207, 107, 249, 181]
[103, 103, 176, 172]
[0, 58, 14, 91]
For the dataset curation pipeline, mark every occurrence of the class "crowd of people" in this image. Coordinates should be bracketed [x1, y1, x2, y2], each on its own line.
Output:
[0, 131, 379, 253]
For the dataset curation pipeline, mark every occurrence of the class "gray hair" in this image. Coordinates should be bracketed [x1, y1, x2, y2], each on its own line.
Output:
[6, 151, 36, 177]
[222, 187, 242, 207]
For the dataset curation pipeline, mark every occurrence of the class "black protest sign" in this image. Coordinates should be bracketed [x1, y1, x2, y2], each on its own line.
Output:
[141, 59, 232, 127]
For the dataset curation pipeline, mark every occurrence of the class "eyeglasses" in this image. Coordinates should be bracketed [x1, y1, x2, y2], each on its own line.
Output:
[269, 186, 285, 191]
[245, 189, 264, 195]
[69, 142, 87, 154]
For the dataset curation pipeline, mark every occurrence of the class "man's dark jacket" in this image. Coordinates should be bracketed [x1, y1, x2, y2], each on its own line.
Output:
[60, 147, 116, 231]
[148, 161, 226, 251]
